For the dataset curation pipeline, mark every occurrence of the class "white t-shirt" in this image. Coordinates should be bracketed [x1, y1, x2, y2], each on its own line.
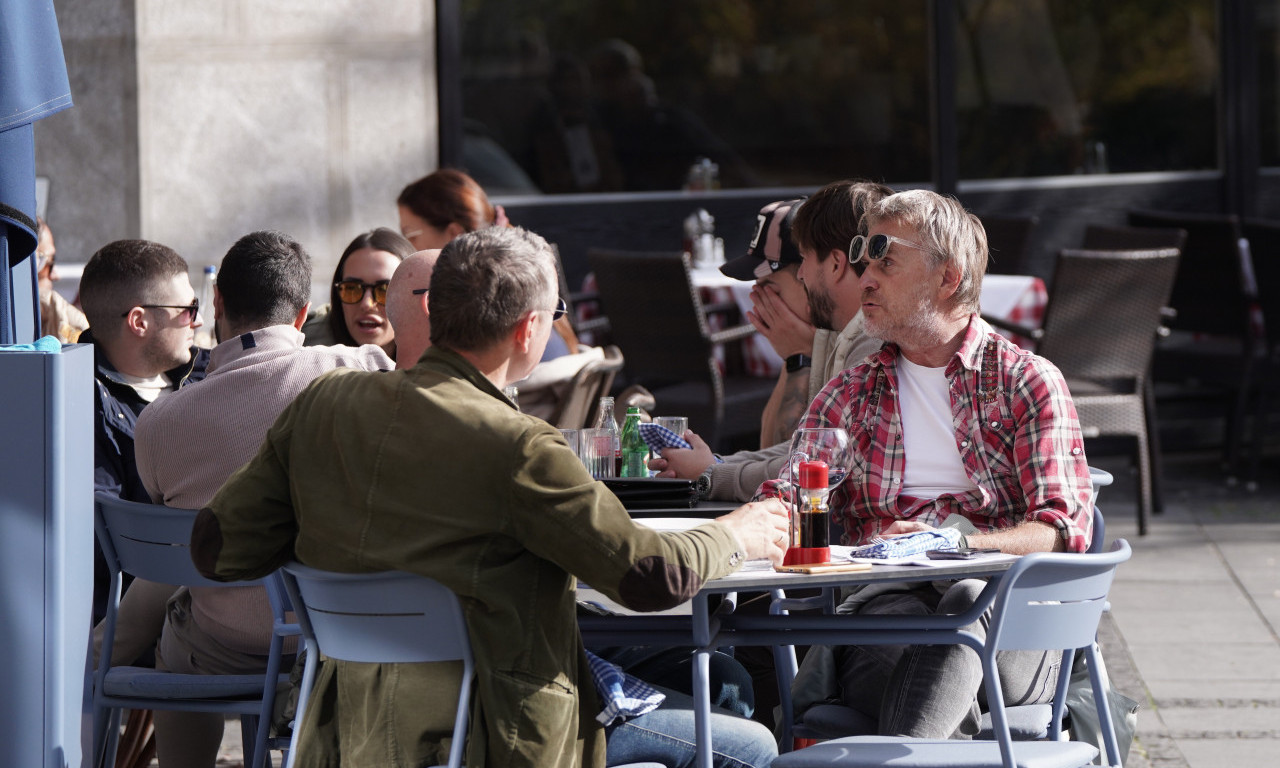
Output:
[896, 355, 977, 500]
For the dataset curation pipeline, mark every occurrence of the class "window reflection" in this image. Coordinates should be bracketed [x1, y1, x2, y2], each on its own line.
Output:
[957, 0, 1218, 178]
[459, 0, 931, 193]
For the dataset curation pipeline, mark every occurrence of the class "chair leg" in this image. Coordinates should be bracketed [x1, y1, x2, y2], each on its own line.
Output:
[1134, 430, 1152, 537]
[1142, 380, 1165, 513]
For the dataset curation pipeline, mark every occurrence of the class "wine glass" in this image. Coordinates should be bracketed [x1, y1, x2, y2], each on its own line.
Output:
[786, 427, 852, 490]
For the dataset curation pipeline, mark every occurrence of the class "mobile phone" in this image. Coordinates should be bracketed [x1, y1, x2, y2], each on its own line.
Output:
[925, 547, 1001, 560]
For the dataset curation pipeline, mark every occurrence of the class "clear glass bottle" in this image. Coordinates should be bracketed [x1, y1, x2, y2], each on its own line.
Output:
[193, 264, 217, 348]
[620, 406, 648, 477]
[594, 396, 620, 475]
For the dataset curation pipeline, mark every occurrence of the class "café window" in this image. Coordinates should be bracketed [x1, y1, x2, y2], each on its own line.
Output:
[956, 0, 1219, 179]
[457, 0, 931, 194]
[455, 0, 1220, 193]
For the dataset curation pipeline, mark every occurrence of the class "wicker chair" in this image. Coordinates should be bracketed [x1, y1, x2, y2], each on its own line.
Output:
[587, 248, 776, 451]
[547, 344, 625, 430]
[1128, 209, 1262, 482]
[986, 249, 1180, 535]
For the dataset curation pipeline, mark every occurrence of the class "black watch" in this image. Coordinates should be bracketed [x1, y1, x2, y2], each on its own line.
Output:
[785, 353, 813, 373]
[694, 468, 713, 500]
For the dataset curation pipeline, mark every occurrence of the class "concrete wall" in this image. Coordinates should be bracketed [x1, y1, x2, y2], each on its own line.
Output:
[36, 0, 438, 300]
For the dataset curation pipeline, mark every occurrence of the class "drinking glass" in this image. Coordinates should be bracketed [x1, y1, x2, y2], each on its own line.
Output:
[580, 428, 616, 479]
[653, 416, 689, 440]
[558, 428, 580, 457]
[786, 427, 852, 489]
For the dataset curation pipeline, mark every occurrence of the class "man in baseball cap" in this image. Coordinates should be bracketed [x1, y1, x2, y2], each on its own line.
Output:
[719, 198, 816, 447]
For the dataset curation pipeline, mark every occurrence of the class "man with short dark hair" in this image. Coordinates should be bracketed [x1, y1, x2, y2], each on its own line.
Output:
[79, 239, 212, 624]
[125, 230, 392, 767]
[192, 226, 786, 768]
[652, 180, 892, 499]
[776, 189, 1093, 739]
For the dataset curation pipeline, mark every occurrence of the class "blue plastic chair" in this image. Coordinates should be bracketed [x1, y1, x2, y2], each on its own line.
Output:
[282, 564, 666, 768]
[771, 539, 1132, 768]
[92, 492, 294, 768]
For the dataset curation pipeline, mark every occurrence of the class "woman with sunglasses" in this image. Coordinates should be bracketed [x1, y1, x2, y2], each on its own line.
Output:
[305, 228, 415, 355]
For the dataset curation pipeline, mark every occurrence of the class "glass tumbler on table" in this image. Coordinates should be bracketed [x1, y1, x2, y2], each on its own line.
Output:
[580, 428, 617, 479]
[652, 416, 689, 441]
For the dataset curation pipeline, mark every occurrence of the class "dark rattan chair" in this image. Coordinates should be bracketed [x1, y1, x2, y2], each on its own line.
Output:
[986, 249, 1180, 534]
[1128, 209, 1262, 482]
[587, 248, 776, 451]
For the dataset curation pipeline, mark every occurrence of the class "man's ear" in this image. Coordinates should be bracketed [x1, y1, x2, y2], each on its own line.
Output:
[937, 262, 963, 302]
[512, 311, 538, 354]
[122, 306, 149, 338]
[292, 301, 311, 330]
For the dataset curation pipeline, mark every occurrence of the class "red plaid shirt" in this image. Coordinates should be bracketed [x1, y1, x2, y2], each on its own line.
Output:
[760, 315, 1093, 552]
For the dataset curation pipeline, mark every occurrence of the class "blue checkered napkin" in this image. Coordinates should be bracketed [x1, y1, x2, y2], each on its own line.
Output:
[849, 527, 964, 559]
[637, 422, 725, 463]
[639, 422, 691, 454]
[585, 650, 666, 726]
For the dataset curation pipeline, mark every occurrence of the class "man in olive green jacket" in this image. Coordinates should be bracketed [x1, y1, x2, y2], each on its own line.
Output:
[192, 226, 788, 768]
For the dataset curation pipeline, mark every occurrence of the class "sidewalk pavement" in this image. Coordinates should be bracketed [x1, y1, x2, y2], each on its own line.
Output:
[1090, 452, 1280, 768]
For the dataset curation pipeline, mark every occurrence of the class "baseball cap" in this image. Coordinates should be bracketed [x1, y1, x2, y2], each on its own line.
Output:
[719, 198, 806, 281]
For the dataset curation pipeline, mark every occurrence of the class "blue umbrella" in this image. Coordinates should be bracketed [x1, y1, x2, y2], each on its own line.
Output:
[0, 0, 73, 344]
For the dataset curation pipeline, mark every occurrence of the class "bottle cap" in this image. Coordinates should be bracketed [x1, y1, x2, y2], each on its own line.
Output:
[798, 460, 828, 490]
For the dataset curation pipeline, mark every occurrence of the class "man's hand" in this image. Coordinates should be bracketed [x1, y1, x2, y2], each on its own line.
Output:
[716, 497, 789, 566]
[880, 520, 936, 537]
[747, 283, 815, 359]
[648, 430, 715, 479]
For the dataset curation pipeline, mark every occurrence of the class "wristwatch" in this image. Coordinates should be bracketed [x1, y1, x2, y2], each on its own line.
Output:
[785, 353, 812, 373]
[694, 467, 714, 500]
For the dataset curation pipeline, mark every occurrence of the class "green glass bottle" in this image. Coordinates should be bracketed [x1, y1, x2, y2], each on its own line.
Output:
[620, 406, 649, 478]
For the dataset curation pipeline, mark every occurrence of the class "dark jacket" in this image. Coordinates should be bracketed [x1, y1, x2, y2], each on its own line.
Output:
[84, 327, 209, 621]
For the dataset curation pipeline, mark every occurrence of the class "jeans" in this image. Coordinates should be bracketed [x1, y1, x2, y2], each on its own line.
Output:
[836, 578, 1060, 739]
[605, 686, 778, 768]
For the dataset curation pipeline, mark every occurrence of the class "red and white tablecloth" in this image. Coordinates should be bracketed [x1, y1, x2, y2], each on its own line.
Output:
[979, 274, 1047, 349]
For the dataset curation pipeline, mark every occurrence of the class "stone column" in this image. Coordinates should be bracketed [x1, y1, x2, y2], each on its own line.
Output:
[37, 0, 437, 298]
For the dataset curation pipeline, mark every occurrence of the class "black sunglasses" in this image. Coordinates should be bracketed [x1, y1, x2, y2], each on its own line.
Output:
[123, 300, 200, 323]
[546, 296, 567, 322]
[335, 279, 390, 305]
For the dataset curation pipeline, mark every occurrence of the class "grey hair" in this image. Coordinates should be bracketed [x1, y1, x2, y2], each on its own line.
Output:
[864, 189, 987, 312]
[427, 226, 557, 352]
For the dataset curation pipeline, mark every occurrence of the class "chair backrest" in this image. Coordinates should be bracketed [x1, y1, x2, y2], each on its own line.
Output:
[282, 564, 474, 768]
[1035, 248, 1180, 382]
[282, 564, 473, 665]
[94, 491, 249, 588]
[1082, 223, 1187, 253]
[550, 345, 625, 429]
[587, 248, 715, 386]
[1128, 209, 1248, 338]
[1242, 218, 1280, 349]
[987, 539, 1130, 653]
[979, 213, 1039, 275]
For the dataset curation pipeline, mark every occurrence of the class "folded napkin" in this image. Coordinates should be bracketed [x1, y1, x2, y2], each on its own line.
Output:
[848, 527, 964, 559]
[638, 422, 724, 463]
[585, 650, 666, 726]
[0, 336, 62, 354]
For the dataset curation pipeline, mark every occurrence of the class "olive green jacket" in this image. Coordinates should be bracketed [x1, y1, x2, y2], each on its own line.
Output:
[192, 347, 746, 768]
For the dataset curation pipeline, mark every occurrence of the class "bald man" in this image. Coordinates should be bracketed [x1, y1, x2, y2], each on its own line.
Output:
[385, 249, 441, 369]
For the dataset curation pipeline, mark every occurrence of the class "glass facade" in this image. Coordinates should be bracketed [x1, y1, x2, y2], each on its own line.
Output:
[456, 1, 1235, 192]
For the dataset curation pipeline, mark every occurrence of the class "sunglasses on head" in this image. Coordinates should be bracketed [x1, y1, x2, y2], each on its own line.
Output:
[847, 233, 931, 266]
[123, 300, 200, 324]
[335, 279, 390, 305]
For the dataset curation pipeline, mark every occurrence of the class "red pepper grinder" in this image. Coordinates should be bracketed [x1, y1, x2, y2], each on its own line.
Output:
[783, 460, 832, 566]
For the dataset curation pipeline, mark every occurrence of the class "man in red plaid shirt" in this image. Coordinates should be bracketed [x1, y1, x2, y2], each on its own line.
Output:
[775, 189, 1094, 740]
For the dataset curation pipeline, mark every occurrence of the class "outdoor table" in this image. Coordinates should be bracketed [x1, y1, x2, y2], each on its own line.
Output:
[579, 545, 1018, 768]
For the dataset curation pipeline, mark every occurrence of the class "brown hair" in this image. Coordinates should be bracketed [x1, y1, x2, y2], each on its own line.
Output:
[396, 168, 496, 233]
[80, 240, 189, 340]
[791, 179, 894, 269]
